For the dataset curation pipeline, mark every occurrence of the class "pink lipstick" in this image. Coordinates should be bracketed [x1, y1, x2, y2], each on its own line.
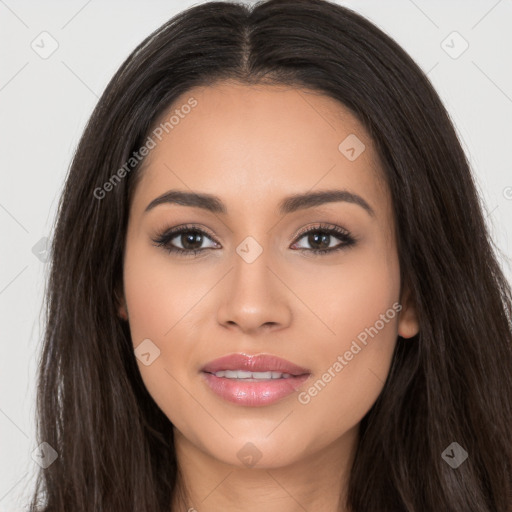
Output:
[201, 353, 311, 406]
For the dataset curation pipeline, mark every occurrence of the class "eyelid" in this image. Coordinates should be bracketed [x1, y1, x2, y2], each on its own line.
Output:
[154, 222, 218, 241]
[292, 222, 351, 241]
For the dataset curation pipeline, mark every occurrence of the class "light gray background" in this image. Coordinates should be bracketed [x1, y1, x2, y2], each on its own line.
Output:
[1, 0, 511, 509]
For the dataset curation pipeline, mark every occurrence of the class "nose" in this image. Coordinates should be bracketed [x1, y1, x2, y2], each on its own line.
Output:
[216, 246, 292, 335]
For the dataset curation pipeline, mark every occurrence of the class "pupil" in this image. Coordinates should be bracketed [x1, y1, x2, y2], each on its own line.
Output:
[182, 231, 202, 250]
[309, 232, 329, 249]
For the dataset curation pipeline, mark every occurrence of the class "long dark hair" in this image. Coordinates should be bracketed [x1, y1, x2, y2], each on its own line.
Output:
[29, 0, 512, 510]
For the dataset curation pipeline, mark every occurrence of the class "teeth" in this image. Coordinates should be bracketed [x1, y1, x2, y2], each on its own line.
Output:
[213, 370, 293, 379]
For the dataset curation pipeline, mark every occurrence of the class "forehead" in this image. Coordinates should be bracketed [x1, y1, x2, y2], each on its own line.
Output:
[131, 81, 389, 221]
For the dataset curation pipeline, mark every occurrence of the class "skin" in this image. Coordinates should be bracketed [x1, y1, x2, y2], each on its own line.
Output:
[117, 81, 420, 512]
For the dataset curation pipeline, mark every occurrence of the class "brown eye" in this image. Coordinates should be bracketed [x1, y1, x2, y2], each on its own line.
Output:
[291, 224, 357, 255]
[178, 231, 206, 251]
[152, 223, 357, 257]
[152, 225, 219, 257]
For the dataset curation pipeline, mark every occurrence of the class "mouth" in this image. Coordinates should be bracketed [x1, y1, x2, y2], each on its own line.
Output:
[205, 370, 297, 380]
[201, 352, 310, 376]
[200, 353, 311, 407]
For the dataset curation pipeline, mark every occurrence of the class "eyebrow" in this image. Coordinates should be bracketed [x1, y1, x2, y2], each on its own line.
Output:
[144, 188, 375, 217]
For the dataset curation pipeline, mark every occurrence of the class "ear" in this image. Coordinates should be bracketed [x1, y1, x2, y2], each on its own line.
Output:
[397, 282, 419, 339]
[114, 282, 128, 321]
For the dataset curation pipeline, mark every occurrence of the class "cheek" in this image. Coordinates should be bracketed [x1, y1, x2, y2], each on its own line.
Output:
[294, 318, 398, 453]
[123, 241, 209, 342]
[291, 247, 400, 437]
[122, 243, 214, 417]
[291, 241, 400, 343]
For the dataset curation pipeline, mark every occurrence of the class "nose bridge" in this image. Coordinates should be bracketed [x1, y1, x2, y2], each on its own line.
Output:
[216, 229, 292, 332]
[231, 232, 274, 299]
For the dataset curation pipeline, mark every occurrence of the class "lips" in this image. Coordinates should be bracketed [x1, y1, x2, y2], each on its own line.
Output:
[201, 353, 310, 376]
[200, 353, 311, 407]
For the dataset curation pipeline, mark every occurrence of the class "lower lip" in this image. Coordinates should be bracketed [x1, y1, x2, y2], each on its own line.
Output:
[201, 372, 310, 406]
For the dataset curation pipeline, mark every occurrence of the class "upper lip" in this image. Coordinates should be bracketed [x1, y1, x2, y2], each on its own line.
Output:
[201, 353, 310, 376]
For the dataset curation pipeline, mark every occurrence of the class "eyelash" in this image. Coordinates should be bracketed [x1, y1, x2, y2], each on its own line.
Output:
[151, 223, 357, 258]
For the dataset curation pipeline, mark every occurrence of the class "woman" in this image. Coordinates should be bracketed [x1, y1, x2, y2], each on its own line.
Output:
[30, 0, 512, 510]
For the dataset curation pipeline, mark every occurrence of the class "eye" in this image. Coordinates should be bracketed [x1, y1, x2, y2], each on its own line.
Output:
[151, 222, 357, 257]
[291, 223, 357, 255]
[151, 224, 219, 257]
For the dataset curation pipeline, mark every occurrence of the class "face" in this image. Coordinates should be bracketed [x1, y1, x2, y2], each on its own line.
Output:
[118, 81, 419, 469]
